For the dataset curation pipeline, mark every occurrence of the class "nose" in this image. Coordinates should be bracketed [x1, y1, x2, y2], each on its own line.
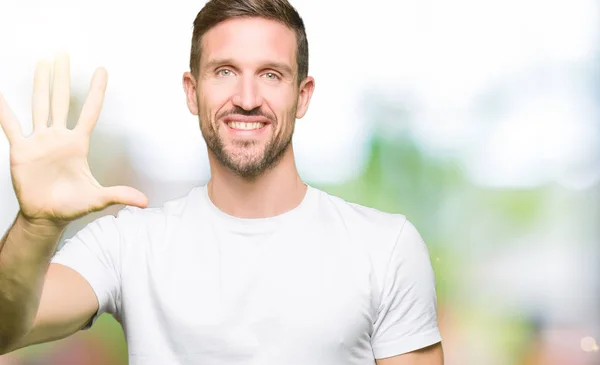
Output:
[231, 74, 264, 111]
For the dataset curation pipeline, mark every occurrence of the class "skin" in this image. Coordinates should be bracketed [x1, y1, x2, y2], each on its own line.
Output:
[0, 16, 443, 365]
[376, 343, 444, 365]
[183, 17, 315, 219]
[0, 54, 144, 354]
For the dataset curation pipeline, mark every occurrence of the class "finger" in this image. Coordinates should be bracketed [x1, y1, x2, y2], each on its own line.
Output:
[50, 53, 70, 128]
[100, 186, 149, 209]
[75, 67, 108, 135]
[32, 60, 51, 131]
[0, 93, 23, 143]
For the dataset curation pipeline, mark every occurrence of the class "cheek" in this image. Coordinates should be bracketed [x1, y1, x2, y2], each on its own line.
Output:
[263, 86, 296, 115]
[271, 93, 298, 133]
[199, 81, 236, 116]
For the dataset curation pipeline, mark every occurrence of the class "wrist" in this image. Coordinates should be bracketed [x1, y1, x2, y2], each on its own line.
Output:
[15, 212, 68, 239]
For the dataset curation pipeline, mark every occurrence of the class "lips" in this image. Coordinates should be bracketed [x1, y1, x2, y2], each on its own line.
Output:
[227, 121, 265, 130]
[223, 115, 271, 131]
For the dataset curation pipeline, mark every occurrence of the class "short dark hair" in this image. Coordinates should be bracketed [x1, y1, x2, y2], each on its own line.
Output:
[189, 0, 309, 84]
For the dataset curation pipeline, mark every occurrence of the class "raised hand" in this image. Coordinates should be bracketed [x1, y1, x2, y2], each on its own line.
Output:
[0, 54, 148, 226]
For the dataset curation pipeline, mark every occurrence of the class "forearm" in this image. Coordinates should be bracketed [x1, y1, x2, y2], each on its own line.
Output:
[0, 212, 65, 352]
[376, 343, 444, 365]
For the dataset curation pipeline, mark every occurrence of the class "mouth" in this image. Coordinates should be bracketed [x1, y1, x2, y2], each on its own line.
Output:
[226, 121, 266, 130]
[222, 115, 271, 133]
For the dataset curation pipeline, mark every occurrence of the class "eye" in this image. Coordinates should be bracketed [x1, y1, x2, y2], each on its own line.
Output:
[217, 69, 234, 77]
[263, 72, 280, 81]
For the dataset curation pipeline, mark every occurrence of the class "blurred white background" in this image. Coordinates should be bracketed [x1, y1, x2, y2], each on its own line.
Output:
[0, 1, 598, 364]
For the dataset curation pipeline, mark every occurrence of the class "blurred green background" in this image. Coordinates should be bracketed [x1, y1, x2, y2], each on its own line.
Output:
[3, 122, 598, 365]
[1, 0, 599, 364]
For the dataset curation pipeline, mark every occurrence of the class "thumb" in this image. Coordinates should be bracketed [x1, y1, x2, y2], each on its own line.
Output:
[100, 186, 149, 209]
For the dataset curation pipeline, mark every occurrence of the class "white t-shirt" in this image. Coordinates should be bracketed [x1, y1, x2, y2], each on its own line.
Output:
[51, 184, 441, 365]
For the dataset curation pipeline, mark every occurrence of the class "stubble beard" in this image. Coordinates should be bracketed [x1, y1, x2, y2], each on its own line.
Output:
[200, 113, 295, 180]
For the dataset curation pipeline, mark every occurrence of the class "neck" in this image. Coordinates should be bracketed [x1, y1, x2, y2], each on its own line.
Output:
[207, 146, 307, 219]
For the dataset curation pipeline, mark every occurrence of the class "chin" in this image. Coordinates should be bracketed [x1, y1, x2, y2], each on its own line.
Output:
[225, 143, 264, 158]
[209, 134, 290, 178]
[221, 148, 265, 170]
[230, 155, 265, 170]
[226, 160, 269, 179]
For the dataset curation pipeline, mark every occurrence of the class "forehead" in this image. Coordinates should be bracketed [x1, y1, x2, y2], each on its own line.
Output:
[200, 17, 297, 70]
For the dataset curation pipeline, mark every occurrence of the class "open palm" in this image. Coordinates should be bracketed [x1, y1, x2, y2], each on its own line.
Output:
[0, 54, 147, 224]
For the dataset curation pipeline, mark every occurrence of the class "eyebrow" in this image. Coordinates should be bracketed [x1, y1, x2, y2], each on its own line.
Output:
[262, 62, 294, 76]
[204, 58, 295, 76]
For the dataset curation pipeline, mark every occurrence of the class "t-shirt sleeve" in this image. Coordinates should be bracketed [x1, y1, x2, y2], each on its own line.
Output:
[371, 218, 442, 359]
[50, 208, 133, 329]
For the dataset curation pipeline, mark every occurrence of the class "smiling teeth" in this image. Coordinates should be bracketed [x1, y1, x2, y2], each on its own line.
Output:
[228, 122, 265, 130]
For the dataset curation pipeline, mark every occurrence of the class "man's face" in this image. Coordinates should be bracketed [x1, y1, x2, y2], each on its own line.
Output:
[185, 17, 314, 179]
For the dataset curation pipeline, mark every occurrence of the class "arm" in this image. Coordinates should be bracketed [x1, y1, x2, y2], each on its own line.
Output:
[0, 54, 147, 354]
[0, 214, 92, 353]
[376, 342, 444, 365]
[1, 223, 99, 353]
[371, 219, 443, 361]
[7, 263, 98, 352]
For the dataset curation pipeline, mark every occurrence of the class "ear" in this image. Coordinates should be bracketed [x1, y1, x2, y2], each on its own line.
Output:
[295, 76, 315, 119]
[182, 71, 199, 115]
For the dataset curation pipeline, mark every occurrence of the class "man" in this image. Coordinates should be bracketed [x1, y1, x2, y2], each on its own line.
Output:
[0, 0, 443, 364]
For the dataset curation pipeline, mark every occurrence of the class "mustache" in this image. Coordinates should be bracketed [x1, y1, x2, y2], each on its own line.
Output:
[217, 106, 275, 122]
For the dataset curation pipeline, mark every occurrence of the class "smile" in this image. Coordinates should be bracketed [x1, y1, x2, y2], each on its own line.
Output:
[227, 121, 266, 130]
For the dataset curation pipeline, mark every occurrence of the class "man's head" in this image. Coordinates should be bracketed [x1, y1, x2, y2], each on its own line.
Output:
[183, 0, 315, 180]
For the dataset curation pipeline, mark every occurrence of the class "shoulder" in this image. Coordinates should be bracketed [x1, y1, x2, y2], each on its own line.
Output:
[312, 188, 434, 308]
[313, 187, 408, 242]
[312, 187, 429, 263]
